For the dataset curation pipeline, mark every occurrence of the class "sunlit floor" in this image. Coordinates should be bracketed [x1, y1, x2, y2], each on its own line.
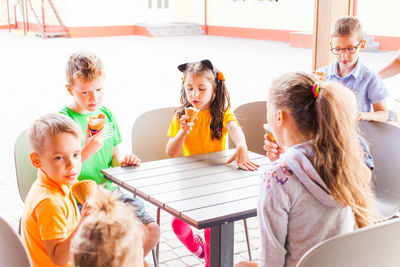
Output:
[0, 29, 399, 265]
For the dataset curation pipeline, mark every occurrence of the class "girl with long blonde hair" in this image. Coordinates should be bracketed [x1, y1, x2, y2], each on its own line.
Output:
[238, 72, 376, 267]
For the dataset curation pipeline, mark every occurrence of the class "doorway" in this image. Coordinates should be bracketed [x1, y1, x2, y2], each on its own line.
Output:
[146, 0, 172, 24]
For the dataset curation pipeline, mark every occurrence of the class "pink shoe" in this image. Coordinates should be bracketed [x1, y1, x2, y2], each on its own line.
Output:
[193, 234, 205, 259]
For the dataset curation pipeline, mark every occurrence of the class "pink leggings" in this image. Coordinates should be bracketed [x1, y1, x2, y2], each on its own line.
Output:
[171, 217, 210, 266]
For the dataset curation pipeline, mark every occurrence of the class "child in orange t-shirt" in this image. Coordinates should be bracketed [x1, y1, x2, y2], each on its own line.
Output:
[21, 113, 91, 267]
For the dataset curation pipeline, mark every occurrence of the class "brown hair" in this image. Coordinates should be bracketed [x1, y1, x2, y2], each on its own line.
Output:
[71, 187, 144, 267]
[66, 51, 105, 85]
[28, 113, 81, 154]
[177, 60, 230, 140]
[268, 72, 375, 228]
[331, 15, 364, 41]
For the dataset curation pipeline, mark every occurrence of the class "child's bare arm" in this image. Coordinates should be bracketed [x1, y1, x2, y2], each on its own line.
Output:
[226, 121, 259, 171]
[43, 204, 91, 266]
[111, 145, 140, 167]
[166, 115, 193, 158]
[357, 100, 388, 122]
[379, 49, 400, 79]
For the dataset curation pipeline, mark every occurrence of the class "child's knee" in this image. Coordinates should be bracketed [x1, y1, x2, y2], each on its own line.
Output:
[144, 222, 160, 242]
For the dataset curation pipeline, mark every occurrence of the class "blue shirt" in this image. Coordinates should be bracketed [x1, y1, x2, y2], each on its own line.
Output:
[321, 60, 388, 112]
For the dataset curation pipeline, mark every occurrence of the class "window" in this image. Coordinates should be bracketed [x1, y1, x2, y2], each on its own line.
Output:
[255, 0, 279, 5]
[228, 0, 246, 6]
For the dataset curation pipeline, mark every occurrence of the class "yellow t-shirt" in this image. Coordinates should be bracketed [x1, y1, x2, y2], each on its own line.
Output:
[167, 108, 238, 156]
[21, 170, 80, 267]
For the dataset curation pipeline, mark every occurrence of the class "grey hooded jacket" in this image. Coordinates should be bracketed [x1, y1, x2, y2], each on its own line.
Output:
[257, 142, 355, 267]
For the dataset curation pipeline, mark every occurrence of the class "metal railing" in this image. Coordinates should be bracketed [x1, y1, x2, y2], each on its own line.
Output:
[8, 0, 69, 38]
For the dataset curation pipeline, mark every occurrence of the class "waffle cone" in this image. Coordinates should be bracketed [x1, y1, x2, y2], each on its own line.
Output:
[185, 107, 199, 123]
[87, 113, 106, 133]
[263, 124, 276, 143]
[72, 180, 98, 204]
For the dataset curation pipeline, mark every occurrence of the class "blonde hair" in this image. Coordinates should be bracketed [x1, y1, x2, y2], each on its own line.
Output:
[66, 51, 104, 85]
[331, 15, 364, 41]
[269, 72, 376, 228]
[28, 113, 81, 153]
[71, 187, 144, 267]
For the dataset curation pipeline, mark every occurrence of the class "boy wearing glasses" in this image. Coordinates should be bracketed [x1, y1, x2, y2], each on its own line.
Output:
[318, 16, 388, 122]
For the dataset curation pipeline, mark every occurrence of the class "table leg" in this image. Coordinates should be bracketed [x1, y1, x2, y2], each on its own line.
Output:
[210, 222, 234, 267]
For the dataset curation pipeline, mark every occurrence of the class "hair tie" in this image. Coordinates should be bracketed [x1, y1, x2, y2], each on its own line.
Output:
[312, 83, 320, 98]
[217, 72, 225, 81]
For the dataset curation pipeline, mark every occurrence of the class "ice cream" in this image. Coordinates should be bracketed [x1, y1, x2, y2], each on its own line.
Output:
[87, 113, 106, 135]
[71, 180, 98, 204]
[185, 107, 199, 123]
[263, 123, 276, 143]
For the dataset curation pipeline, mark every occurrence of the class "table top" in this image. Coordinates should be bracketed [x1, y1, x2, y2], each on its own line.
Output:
[101, 149, 269, 229]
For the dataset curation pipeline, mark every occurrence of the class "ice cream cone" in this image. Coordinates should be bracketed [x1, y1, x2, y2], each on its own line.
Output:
[87, 113, 106, 135]
[72, 180, 98, 204]
[185, 107, 199, 123]
[263, 124, 276, 143]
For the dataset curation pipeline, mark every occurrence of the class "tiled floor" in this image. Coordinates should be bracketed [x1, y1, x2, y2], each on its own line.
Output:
[0, 29, 399, 266]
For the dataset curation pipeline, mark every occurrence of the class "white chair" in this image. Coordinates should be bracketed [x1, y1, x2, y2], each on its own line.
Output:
[14, 130, 38, 235]
[132, 106, 179, 267]
[359, 121, 400, 218]
[0, 216, 32, 267]
[132, 106, 180, 161]
[14, 130, 37, 203]
[229, 101, 268, 261]
[229, 101, 267, 156]
[297, 218, 400, 267]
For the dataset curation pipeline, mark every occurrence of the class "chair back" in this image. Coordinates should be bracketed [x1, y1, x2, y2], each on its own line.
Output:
[0, 217, 32, 267]
[359, 121, 400, 217]
[132, 107, 180, 162]
[14, 130, 37, 203]
[230, 101, 267, 155]
[297, 218, 400, 267]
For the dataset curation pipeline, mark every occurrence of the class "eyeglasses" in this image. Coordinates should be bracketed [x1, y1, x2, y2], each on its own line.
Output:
[330, 42, 361, 55]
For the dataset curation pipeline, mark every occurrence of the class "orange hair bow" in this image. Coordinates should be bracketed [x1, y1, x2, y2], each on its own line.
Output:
[217, 72, 225, 81]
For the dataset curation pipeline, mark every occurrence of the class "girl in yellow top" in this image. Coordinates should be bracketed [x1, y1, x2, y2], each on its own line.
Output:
[166, 59, 259, 266]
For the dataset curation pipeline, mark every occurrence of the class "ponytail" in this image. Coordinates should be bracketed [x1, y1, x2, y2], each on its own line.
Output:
[313, 82, 375, 227]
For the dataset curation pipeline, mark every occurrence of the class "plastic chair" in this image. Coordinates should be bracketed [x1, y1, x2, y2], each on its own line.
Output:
[229, 101, 267, 156]
[359, 121, 400, 218]
[228, 101, 268, 261]
[0, 216, 32, 267]
[14, 130, 37, 203]
[296, 218, 400, 267]
[132, 106, 179, 267]
[132, 106, 180, 162]
[14, 130, 38, 235]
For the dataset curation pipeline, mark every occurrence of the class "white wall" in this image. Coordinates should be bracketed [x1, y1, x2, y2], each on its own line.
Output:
[23, 0, 141, 27]
[60, 0, 137, 27]
[207, 0, 314, 31]
[172, 0, 204, 24]
[357, 0, 400, 37]
[0, 0, 8, 22]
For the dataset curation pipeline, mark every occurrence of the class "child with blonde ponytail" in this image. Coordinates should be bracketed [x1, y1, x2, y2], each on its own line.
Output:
[237, 72, 376, 267]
